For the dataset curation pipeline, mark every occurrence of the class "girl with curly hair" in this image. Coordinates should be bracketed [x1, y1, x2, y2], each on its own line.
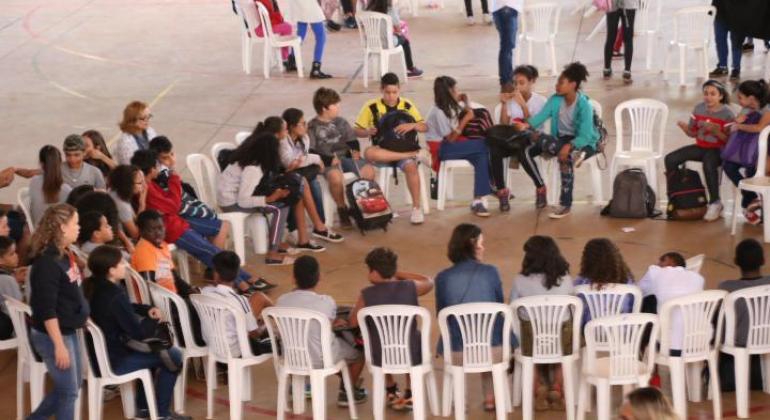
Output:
[575, 238, 635, 326]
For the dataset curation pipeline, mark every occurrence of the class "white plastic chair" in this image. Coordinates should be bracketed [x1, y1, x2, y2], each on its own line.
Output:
[438, 302, 513, 420]
[547, 99, 606, 205]
[186, 153, 269, 260]
[516, 3, 561, 76]
[357, 305, 440, 420]
[168, 244, 191, 285]
[191, 294, 272, 420]
[685, 254, 705, 273]
[5, 297, 46, 420]
[655, 290, 726, 420]
[234, 131, 251, 145]
[17, 187, 34, 233]
[235, 0, 304, 78]
[722, 284, 770, 419]
[637, 0, 663, 70]
[511, 295, 582, 420]
[147, 282, 207, 414]
[262, 306, 359, 420]
[355, 12, 408, 89]
[377, 164, 431, 215]
[210, 142, 236, 170]
[730, 126, 770, 242]
[124, 266, 151, 305]
[318, 172, 357, 227]
[577, 314, 659, 420]
[435, 157, 475, 211]
[575, 284, 643, 321]
[610, 99, 669, 195]
[84, 320, 159, 420]
[662, 5, 715, 86]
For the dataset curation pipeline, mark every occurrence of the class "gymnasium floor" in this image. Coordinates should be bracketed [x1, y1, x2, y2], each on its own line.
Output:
[1, 0, 770, 418]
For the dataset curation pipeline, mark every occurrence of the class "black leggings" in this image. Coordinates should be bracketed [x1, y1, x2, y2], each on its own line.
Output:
[396, 34, 415, 70]
[664, 145, 721, 203]
[464, 0, 488, 17]
[604, 9, 636, 71]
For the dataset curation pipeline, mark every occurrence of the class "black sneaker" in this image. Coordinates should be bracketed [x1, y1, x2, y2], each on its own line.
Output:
[250, 279, 276, 292]
[295, 242, 326, 253]
[312, 229, 344, 243]
[742, 42, 755, 53]
[622, 70, 632, 84]
[709, 67, 728, 77]
[337, 387, 368, 406]
[535, 187, 547, 209]
[161, 414, 193, 420]
[407, 68, 424, 78]
[602, 68, 612, 80]
[730, 69, 741, 81]
[326, 20, 341, 32]
[497, 188, 511, 212]
[338, 207, 353, 230]
[344, 16, 357, 29]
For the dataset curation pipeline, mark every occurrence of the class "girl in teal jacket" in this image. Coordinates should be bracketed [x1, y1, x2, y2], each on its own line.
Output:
[516, 62, 599, 218]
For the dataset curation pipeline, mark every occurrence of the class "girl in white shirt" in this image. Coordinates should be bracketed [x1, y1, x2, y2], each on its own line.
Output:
[500, 65, 547, 125]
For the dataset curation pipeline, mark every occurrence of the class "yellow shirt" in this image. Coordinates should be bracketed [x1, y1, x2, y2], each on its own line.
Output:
[354, 97, 424, 130]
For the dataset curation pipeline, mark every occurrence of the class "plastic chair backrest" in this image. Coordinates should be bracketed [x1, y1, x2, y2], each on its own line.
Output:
[17, 187, 34, 233]
[235, 0, 261, 38]
[590, 98, 603, 120]
[437, 302, 512, 370]
[511, 295, 582, 360]
[124, 266, 151, 305]
[235, 131, 251, 145]
[659, 290, 726, 358]
[357, 305, 431, 370]
[748, 126, 770, 178]
[614, 98, 669, 154]
[5, 297, 35, 363]
[636, 0, 661, 33]
[585, 314, 659, 381]
[673, 5, 715, 47]
[575, 284, 642, 320]
[253, 1, 277, 41]
[85, 319, 118, 379]
[685, 254, 705, 273]
[210, 142, 236, 171]
[493, 103, 503, 124]
[523, 3, 561, 41]
[190, 294, 252, 359]
[148, 282, 204, 352]
[186, 153, 219, 208]
[263, 306, 335, 371]
[356, 11, 396, 52]
[724, 284, 770, 351]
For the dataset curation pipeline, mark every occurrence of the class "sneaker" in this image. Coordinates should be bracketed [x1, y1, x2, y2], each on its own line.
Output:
[312, 229, 344, 243]
[548, 206, 571, 219]
[265, 256, 294, 266]
[295, 242, 327, 252]
[482, 13, 492, 24]
[622, 70, 632, 84]
[497, 188, 511, 212]
[747, 198, 762, 213]
[338, 207, 353, 230]
[703, 201, 723, 222]
[535, 187, 547, 209]
[742, 42, 755, 53]
[730, 69, 741, 81]
[161, 414, 193, 420]
[407, 67, 424, 78]
[392, 392, 413, 411]
[602, 68, 612, 80]
[344, 15, 357, 29]
[709, 67, 728, 77]
[337, 387, 368, 406]
[250, 279, 276, 292]
[386, 388, 402, 408]
[471, 200, 490, 217]
[410, 207, 424, 224]
[744, 208, 761, 225]
[466, 16, 475, 25]
[326, 20, 341, 32]
[103, 385, 120, 401]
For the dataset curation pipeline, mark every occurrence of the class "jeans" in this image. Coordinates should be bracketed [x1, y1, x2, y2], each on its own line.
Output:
[395, 34, 415, 70]
[28, 329, 83, 420]
[523, 136, 591, 208]
[664, 145, 722, 203]
[297, 21, 326, 62]
[464, 0, 488, 17]
[493, 7, 519, 86]
[714, 18, 743, 71]
[438, 139, 493, 198]
[729, 30, 745, 72]
[175, 229, 251, 285]
[604, 9, 635, 71]
[723, 161, 757, 208]
[112, 348, 183, 417]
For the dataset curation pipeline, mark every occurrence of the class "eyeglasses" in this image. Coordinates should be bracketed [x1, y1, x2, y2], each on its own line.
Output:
[138, 114, 153, 122]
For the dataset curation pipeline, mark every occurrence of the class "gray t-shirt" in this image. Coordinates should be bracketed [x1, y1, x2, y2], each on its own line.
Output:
[29, 175, 72, 226]
[109, 191, 135, 223]
[509, 273, 574, 302]
[558, 100, 577, 137]
[425, 107, 458, 141]
[61, 162, 106, 190]
[307, 117, 357, 159]
[275, 289, 337, 368]
[719, 276, 770, 347]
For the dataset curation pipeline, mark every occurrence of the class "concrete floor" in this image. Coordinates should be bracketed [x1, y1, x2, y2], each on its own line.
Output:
[2, 0, 770, 418]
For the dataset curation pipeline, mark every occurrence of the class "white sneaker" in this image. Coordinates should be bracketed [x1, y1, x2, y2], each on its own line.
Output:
[410, 207, 424, 224]
[466, 16, 475, 25]
[703, 201, 723, 222]
[482, 13, 492, 24]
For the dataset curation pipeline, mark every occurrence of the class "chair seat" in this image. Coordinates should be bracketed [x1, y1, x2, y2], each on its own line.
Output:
[441, 159, 474, 170]
[272, 35, 300, 47]
[739, 177, 770, 191]
[613, 151, 661, 160]
[365, 45, 404, 56]
[523, 34, 555, 43]
[585, 357, 649, 381]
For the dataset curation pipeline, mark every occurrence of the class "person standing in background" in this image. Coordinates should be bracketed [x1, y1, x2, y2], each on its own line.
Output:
[602, 0, 637, 84]
[491, 0, 523, 87]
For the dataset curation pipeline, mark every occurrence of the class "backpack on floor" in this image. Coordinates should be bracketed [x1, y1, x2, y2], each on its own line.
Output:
[602, 168, 659, 218]
[666, 168, 708, 220]
[346, 178, 393, 234]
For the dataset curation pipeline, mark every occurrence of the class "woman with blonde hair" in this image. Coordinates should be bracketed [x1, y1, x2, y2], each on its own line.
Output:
[114, 100, 158, 165]
[27, 203, 89, 420]
[619, 387, 679, 420]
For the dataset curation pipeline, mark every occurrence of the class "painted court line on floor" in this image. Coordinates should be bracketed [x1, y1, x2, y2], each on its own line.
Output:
[186, 387, 314, 419]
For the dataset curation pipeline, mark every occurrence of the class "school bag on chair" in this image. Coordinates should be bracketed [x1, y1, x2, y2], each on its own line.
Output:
[602, 168, 660, 218]
[665, 167, 708, 220]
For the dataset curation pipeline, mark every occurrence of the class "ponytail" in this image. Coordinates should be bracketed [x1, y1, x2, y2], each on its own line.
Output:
[39, 145, 63, 204]
[433, 76, 462, 119]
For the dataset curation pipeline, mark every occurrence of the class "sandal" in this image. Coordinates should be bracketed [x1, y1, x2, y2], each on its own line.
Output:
[548, 387, 566, 411]
[483, 400, 496, 412]
[265, 256, 295, 266]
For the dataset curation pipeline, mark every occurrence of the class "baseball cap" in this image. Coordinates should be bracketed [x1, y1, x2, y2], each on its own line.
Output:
[63, 134, 85, 152]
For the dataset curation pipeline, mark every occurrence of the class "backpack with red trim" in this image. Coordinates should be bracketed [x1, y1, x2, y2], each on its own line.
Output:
[666, 167, 708, 220]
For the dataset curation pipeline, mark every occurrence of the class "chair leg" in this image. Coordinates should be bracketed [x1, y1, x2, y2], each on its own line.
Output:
[140, 375, 159, 420]
[562, 360, 576, 420]
[491, 366, 507, 420]
[708, 353, 723, 420]
[678, 45, 686, 86]
[686, 361, 703, 402]
[411, 369, 427, 420]
[596, 383, 611, 420]
[762, 354, 770, 394]
[762, 194, 770, 243]
[400, 50, 408, 84]
[521, 360, 534, 420]
[549, 39, 558, 76]
[731, 187, 741, 235]
[291, 375, 306, 414]
[426, 370, 440, 416]
[205, 356, 217, 419]
[241, 33, 252, 74]
[29, 367, 45, 413]
[88, 382, 102, 420]
[228, 366, 243, 420]
[646, 33, 654, 70]
[372, 372, 386, 420]
[441, 370, 453, 417]
[512, 359, 522, 407]
[339, 366, 358, 419]
[362, 52, 369, 88]
[294, 44, 304, 78]
[276, 372, 289, 420]
[576, 379, 588, 420]
[16, 362, 23, 420]
[419, 166, 431, 214]
[437, 165, 448, 211]
[735, 351, 750, 418]
[263, 43, 271, 80]
[527, 40, 533, 67]
[119, 382, 136, 419]
[589, 160, 604, 204]
[451, 367, 466, 420]
[663, 42, 671, 80]
[174, 357, 188, 413]
[669, 359, 688, 420]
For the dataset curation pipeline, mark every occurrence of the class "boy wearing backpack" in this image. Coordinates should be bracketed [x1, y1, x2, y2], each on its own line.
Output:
[354, 73, 429, 225]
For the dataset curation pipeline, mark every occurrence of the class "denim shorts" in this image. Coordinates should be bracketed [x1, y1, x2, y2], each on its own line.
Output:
[324, 157, 369, 174]
[185, 216, 222, 237]
[373, 157, 418, 171]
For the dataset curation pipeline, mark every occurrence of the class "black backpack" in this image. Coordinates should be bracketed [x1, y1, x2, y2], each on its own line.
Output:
[345, 178, 393, 234]
[370, 102, 420, 153]
[666, 168, 708, 220]
[602, 168, 659, 218]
